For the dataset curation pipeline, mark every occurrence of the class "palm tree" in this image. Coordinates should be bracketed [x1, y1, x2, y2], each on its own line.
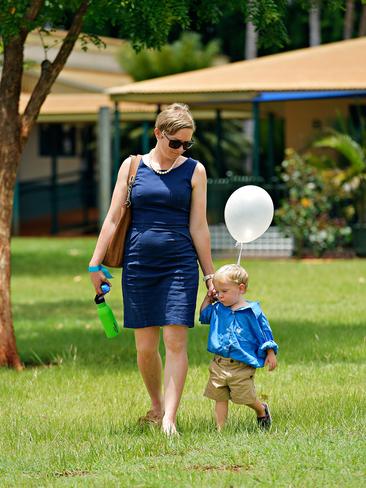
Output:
[314, 131, 366, 223]
[313, 130, 366, 255]
[309, 0, 321, 46]
[358, 3, 366, 36]
[344, 0, 355, 39]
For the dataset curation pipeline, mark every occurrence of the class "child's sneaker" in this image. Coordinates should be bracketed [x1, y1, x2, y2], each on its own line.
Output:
[257, 403, 272, 430]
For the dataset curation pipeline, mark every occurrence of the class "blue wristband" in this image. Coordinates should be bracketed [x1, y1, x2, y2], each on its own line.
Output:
[88, 265, 101, 272]
[88, 265, 113, 279]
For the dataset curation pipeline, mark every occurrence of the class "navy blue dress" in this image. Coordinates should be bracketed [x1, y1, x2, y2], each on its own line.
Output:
[122, 157, 199, 328]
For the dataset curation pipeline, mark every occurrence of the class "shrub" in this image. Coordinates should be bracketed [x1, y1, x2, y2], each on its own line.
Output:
[275, 149, 351, 257]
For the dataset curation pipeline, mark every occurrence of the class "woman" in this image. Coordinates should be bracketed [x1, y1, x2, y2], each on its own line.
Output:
[89, 103, 215, 435]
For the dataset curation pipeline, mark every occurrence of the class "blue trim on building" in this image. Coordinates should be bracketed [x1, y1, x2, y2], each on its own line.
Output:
[253, 90, 366, 103]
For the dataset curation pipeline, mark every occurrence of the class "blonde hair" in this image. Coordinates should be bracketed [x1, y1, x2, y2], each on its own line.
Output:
[155, 103, 196, 134]
[214, 264, 249, 287]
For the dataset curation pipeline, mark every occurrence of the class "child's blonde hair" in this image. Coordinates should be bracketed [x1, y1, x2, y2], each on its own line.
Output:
[214, 264, 249, 287]
[155, 103, 196, 134]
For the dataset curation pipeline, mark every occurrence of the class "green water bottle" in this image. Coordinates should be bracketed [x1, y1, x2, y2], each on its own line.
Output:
[94, 292, 120, 338]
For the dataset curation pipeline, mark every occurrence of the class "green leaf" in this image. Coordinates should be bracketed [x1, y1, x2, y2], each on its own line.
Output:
[314, 133, 366, 178]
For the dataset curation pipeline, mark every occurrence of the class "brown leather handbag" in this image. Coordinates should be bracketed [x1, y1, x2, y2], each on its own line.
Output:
[102, 155, 140, 268]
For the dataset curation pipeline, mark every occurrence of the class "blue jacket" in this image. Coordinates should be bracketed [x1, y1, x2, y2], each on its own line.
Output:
[199, 301, 278, 368]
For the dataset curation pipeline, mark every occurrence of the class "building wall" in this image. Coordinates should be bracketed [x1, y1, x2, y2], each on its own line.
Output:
[18, 124, 89, 222]
[284, 98, 351, 151]
[19, 124, 84, 182]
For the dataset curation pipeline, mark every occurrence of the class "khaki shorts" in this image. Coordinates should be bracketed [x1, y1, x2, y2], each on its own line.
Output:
[204, 355, 257, 405]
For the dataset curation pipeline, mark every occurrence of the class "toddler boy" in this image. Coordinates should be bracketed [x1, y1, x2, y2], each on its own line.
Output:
[200, 264, 278, 430]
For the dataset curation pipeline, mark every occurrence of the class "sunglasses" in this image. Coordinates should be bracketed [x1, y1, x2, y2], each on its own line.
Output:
[163, 132, 194, 150]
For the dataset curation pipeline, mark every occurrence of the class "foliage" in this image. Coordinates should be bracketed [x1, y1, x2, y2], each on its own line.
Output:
[313, 128, 366, 225]
[275, 149, 351, 257]
[193, 119, 251, 178]
[117, 118, 250, 180]
[117, 32, 222, 81]
[0, 1, 191, 50]
[117, 30, 249, 179]
[0, 0, 297, 51]
[2, 238, 365, 485]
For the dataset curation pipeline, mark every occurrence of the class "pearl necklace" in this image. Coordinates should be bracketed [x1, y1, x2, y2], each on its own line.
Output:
[147, 151, 179, 175]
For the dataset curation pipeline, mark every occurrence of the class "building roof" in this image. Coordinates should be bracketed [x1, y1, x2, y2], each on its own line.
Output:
[19, 93, 250, 123]
[19, 93, 156, 122]
[22, 29, 132, 94]
[25, 29, 126, 73]
[108, 37, 366, 104]
[22, 68, 131, 94]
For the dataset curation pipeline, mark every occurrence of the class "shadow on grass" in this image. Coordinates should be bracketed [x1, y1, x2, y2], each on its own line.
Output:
[13, 298, 133, 372]
[15, 308, 364, 372]
[189, 319, 364, 366]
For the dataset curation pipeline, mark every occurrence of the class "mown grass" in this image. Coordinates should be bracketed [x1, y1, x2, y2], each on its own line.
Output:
[0, 238, 365, 487]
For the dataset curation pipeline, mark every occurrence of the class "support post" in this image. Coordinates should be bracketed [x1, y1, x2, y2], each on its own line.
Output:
[112, 102, 121, 187]
[215, 109, 225, 177]
[50, 153, 58, 234]
[97, 107, 112, 228]
[252, 102, 260, 178]
[12, 179, 20, 236]
[266, 112, 275, 179]
[142, 121, 150, 154]
[50, 125, 59, 235]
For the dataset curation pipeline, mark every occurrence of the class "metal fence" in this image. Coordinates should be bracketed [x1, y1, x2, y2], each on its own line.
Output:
[207, 175, 286, 224]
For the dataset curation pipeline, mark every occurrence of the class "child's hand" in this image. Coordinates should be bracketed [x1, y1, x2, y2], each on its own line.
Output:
[264, 349, 277, 371]
[208, 290, 217, 304]
[206, 282, 216, 302]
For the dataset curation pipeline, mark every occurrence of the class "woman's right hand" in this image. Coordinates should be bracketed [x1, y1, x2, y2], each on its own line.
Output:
[90, 271, 111, 295]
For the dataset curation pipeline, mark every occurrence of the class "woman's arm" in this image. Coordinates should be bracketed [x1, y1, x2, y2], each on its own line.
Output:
[89, 156, 131, 293]
[189, 162, 215, 289]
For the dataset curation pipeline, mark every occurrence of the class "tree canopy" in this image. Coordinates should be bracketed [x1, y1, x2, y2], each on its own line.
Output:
[0, 0, 296, 52]
[118, 32, 223, 81]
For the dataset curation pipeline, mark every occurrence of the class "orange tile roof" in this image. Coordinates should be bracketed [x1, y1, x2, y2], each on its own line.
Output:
[19, 93, 155, 122]
[108, 38, 366, 103]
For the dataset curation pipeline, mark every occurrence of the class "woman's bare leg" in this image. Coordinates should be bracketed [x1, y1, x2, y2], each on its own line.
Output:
[162, 325, 188, 434]
[135, 327, 163, 417]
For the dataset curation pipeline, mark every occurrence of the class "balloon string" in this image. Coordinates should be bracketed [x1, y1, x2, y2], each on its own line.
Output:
[237, 242, 243, 266]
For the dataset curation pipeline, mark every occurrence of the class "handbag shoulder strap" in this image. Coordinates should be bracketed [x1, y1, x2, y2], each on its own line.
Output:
[124, 154, 141, 207]
[128, 154, 140, 179]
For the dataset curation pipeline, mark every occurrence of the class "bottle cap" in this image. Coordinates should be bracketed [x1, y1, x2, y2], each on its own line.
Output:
[101, 283, 110, 294]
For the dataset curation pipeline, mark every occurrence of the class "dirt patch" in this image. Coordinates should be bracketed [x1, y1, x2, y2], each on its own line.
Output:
[54, 470, 90, 478]
[190, 464, 249, 472]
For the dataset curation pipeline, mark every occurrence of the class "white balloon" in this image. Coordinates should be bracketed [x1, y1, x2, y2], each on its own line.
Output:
[224, 185, 274, 243]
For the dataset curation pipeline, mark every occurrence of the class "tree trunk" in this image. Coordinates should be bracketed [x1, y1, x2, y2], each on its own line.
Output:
[0, 125, 23, 370]
[358, 5, 366, 37]
[0, 31, 26, 369]
[343, 0, 355, 39]
[309, 1, 321, 47]
[0, 0, 89, 368]
[245, 20, 257, 60]
[243, 10, 258, 174]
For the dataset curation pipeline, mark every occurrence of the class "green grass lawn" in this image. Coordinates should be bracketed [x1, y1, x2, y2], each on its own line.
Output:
[1, 237, 365, 487]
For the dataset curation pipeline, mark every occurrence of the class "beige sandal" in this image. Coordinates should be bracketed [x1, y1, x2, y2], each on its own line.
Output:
[138, 410, 163, 426]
